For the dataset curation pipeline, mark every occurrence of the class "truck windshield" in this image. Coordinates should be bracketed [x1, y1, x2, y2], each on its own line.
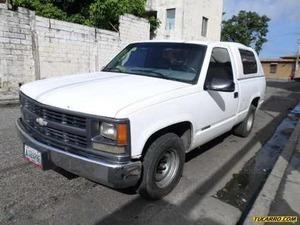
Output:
[103, 43, 207, 84]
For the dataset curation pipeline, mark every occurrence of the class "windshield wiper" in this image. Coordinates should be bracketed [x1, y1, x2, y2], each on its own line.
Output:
[104, 66, 126, 73]
[130, 69, 168, 79]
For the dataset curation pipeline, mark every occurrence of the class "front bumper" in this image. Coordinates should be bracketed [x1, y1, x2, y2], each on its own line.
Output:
[16, 119, 141, 189]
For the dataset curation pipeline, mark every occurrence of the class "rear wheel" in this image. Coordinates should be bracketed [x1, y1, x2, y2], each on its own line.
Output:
[138, 133, 185, 200]
[233, 105, 256, 137]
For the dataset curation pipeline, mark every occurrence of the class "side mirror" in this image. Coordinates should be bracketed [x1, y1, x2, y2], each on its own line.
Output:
[204, 78, 235, 92]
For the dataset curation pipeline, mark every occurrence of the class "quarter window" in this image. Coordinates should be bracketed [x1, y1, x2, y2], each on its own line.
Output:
[239, 49, 258, 74]
[166, 9, 176, 30]
[205, 47, 233, 83]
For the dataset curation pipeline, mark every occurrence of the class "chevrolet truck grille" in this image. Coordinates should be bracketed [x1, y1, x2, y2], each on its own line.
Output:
[20, 93, 88, 149]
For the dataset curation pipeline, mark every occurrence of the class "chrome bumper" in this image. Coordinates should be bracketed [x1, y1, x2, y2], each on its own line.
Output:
[16, 119, 141, 189]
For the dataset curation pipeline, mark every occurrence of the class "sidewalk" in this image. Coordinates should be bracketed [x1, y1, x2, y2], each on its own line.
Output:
[268, 135, 300, 218]
[244, 106, 300, 225]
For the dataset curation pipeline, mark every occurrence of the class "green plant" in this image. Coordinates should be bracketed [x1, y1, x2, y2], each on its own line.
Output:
[11, 0, 159, 33]
[148, 16, 161, 33]
[222, 11, 270, 53]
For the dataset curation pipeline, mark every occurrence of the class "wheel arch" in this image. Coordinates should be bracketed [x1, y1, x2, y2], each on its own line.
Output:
[141, 121, 193, 159]
[251, 96, 260, 108]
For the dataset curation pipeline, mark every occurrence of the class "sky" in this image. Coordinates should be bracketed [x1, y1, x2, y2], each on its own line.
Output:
[223, 0, 300, 59]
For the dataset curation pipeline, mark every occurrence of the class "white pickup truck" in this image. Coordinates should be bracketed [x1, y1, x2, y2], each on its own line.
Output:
[17, 41, 266, 199]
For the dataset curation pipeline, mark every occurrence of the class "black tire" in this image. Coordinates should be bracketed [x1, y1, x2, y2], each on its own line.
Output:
[233, 105, 256, 137]
[138, 133, 185, 200]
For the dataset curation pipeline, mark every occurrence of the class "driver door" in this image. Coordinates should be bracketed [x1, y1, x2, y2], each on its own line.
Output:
[194, 47, 239, 145]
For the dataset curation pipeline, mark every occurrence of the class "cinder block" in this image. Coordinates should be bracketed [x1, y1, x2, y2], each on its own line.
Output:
[20, 39, 31, 45]
[17, 7, 31, 14]
[7, 17, 20, 24]
[4, 32, 26, 39]
[0, 4, 8, 10]
[1, 49, 11, 55]
[36, 20, 50, 28]
[0, 36, 9, 43]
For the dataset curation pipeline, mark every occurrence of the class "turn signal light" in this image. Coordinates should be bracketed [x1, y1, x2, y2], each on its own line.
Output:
[117, 124, 128, 145]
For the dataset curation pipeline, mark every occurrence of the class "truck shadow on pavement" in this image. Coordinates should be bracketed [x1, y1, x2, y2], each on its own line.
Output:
[267, 81, 300, 93]
[94, 90, 300, 225]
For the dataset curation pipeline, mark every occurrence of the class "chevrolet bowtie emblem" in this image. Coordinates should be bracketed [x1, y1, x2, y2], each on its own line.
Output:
[36, 117, 48, 126]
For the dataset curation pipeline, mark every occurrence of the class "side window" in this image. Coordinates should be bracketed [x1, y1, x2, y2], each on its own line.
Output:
[239, 49, 258, 74]
[205, 47, 233, 82]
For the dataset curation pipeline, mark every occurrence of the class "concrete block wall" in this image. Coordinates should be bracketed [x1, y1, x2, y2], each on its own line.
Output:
[0, 5, 35, 90]
[119, 14, 150, 48]
[0, 4, 150, 90]
[36, 16, 98, 79]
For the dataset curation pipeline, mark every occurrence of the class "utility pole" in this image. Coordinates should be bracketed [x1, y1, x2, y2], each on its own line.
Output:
[294, 38, 300, 79]
[296, 39, 300, 71]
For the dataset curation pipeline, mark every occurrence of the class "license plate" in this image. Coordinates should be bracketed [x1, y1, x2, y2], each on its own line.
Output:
[24, 145, 42, 167]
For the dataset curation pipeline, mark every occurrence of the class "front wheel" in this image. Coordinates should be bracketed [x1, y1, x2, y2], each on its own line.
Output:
[233, 105, 256, 137]
[138, 133, 185, 200]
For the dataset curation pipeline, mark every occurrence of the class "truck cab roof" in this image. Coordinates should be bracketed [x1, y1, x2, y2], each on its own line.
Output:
[131, 40, 252, 51]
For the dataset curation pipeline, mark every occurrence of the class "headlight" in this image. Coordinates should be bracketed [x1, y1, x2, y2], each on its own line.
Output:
[100, 122, 117, 140]
[100, 122, 128, 145]
[92, 121, 129, 154]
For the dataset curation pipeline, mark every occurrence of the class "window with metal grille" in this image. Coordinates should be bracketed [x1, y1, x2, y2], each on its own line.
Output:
[270, 64, 277, 74]
[166, 8, 176, 30]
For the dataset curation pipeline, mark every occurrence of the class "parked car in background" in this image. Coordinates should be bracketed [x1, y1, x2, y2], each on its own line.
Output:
[17, 41, 266, 199]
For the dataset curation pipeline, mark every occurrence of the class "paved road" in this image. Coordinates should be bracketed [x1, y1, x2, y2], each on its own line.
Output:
[0, 81, 300, 225]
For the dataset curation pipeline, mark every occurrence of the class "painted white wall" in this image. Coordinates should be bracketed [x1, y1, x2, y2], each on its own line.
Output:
[0, 4, 150, 91]
[147, 0, 223, 41]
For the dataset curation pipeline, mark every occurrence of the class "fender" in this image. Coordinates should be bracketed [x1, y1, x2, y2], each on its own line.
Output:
[129, 112, 195, 159]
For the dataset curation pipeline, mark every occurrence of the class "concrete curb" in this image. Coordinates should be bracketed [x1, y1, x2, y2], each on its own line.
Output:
[0, 98, 19, 106]
[0, 92, 19, 106]
[243, 119, 300, 225]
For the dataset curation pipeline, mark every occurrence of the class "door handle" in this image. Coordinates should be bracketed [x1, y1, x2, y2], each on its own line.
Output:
[234, 92, 239, 98]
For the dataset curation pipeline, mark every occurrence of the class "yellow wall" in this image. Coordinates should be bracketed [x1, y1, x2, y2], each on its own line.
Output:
[262, 62, 294, 80]
[295, 62, 300, 78]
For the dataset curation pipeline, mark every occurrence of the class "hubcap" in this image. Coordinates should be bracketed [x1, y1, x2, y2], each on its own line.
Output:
[154, 149, 179, 188]
[246, 113, 254, 131]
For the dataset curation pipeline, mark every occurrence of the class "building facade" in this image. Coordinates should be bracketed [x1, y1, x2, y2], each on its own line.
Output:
[146, 0, 223, 41]
[261, 55, 300, 80]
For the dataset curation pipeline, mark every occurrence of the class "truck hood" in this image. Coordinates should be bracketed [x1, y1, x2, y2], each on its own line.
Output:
[20, 72, 188, 118]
